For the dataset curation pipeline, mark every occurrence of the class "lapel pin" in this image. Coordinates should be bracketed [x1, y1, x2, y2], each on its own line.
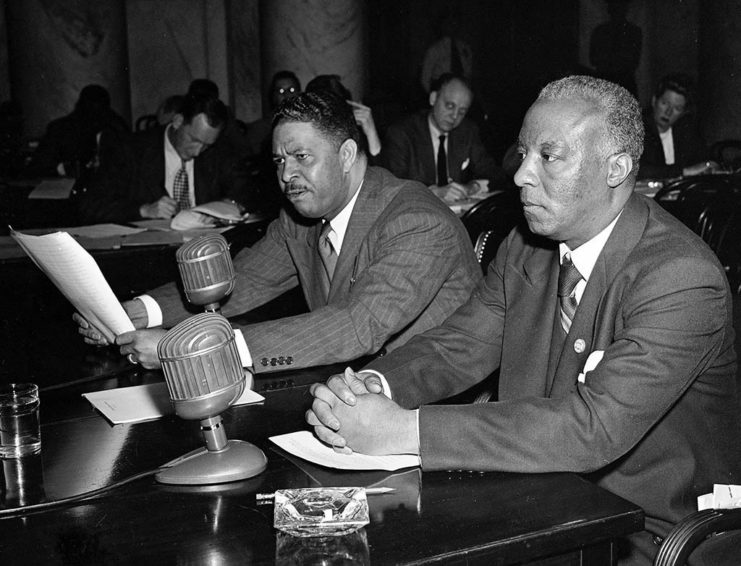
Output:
[574, 339, 586, 353]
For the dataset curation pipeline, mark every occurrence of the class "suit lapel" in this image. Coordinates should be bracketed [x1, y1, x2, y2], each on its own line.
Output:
[415, 114, 437, 184]
[548, 194, 649, 397]
[327, 170, 384, 302]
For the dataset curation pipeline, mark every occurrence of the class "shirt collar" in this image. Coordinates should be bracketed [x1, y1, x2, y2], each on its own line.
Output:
[324, 179, 363, 253]
[164, 125, 180, 162]
[428, 114, 447, 139]
[559, 210, 623, 281]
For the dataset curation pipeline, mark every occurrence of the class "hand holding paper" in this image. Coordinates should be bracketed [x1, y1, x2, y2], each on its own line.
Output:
[11, 229, 134, 342]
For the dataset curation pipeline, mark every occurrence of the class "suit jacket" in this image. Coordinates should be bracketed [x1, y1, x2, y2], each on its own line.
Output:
[638, 111, 708, 179]
[149, 166, 482, 373]
[78, 126, 254, 223]
[381, 111, 506, 188]
[368, 193, 740, 565]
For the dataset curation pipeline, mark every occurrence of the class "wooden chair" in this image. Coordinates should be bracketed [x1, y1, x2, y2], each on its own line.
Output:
[653, 508, 741, 566]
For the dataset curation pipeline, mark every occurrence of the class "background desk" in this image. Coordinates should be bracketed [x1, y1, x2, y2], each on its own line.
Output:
[0, 368, 643, 565]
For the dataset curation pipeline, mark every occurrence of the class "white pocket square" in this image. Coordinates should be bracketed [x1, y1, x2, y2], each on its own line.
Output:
[461, 158, 470, 171]
[577, 350, 604, 383]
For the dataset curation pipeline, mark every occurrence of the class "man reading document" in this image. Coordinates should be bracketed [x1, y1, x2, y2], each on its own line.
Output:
[307, 76, 741, 565]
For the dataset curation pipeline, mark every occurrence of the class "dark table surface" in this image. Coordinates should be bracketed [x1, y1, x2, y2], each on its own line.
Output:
[0, 366, 643, 566]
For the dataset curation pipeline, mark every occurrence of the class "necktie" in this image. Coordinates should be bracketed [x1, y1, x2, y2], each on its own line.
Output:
[558, 253, 583, 333]
[173, 160, 190, 212]
[437, 135, 448, 186]
[318, 222, 337, 298]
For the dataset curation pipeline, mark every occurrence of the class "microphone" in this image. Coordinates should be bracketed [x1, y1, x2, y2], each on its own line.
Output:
[175, 234, 236, 313]
[155, 312, 267, 485]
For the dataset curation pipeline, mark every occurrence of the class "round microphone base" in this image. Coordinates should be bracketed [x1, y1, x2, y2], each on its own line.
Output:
[156, 440, 267, 485]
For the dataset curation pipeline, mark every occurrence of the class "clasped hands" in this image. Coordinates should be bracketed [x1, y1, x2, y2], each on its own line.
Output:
[306, 368, 419, 456]
[73, 299, 166, 369]
[429, 180, 483, 203]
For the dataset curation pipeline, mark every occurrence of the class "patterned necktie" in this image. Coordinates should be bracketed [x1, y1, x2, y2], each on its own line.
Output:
[558, 253, 583, 333]
[437, 134, 448, 186]
[173, 160, 190, 212]
[318, 222, 337, 299]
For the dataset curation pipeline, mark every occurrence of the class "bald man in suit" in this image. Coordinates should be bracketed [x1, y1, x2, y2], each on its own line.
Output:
[381, 73, 507, 202]
[309, 77, 741, 565]
[76, 90, 480, 374]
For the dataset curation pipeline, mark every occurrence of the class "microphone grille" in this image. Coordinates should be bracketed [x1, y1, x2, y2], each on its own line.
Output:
[157, 313, 243, 403]
[175, 234, 236, 306]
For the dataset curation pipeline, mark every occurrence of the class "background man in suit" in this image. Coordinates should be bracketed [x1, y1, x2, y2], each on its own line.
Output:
[308, 76, 741, 565]
[78, 92, 253, 223]
[76, 90, 481, 374]
[638, 73, 719, 179]
[381, 73, 506, 203]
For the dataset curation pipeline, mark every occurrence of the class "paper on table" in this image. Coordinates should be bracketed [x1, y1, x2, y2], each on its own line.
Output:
[10, 229, 134, 342]
[28, 177, 75, 199]
[269, 430, 420, 471]
[83, 382, 265, 425]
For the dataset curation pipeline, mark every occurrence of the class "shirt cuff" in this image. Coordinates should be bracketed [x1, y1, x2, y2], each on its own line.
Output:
[134, 294, 162, 328]
[357, 369, 392, 399]
[234, 329, 253, 368]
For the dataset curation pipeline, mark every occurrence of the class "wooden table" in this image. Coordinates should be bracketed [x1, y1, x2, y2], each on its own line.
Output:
[0, 367, 643, 565]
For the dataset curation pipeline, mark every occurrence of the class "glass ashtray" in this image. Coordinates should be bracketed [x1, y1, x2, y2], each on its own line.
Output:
[273, 487, 370, 537]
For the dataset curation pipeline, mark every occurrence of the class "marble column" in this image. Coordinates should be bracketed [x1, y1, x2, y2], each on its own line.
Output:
[698, 0, 741, 144]
[259, 0, 367, 108]
[6, 0, 130, 138]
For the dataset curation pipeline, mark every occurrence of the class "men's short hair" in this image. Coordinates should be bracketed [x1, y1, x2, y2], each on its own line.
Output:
[272, 90, 362, 152]
[538, 75, 644, 168]
[178, 93, 228, 129]
[430, 72, 472, 95]
[653, 73, 694, 107]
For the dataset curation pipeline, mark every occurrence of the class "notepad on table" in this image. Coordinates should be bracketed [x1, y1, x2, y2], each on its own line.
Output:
[83, 382, 264, 425]
[269, 430, 420, 471]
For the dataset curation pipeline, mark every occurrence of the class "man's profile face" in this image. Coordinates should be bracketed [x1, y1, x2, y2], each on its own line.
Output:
[514, 98, 612, 250]
[272, 121, 351, 220]
[429, 79, 472, 133]
[171, 113, 221, 161]
[651, 89, 687, 133]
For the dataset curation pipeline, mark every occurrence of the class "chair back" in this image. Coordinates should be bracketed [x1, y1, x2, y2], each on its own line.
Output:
[653, 508, 741, 566]
[460, 190, 524, 244]
[654, 175, 741, 292]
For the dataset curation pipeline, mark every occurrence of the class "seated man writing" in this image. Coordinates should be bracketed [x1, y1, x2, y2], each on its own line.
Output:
[76, 90, 481, 374]
[78, 92, 255, 224]
[380, 73, 507, 203]
[308, 76, 741, 566]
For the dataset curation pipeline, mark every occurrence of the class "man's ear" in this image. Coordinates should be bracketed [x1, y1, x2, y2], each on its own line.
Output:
[171, 114, 184, 130]
[606, 152, 633, 188]
[429, 91, 437, 107]
[339, 138, 358, 173]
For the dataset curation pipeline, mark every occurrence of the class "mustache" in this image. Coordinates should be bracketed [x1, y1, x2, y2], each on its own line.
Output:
[284, 181, 308, 194]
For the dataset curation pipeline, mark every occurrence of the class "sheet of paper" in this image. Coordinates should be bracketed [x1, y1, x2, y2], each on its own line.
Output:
[83, 382, 265, 425]
[28, 177, 75, 199]
[10, 229, 135, 342]
[65, 224, 146, 239]
[269, 430, 420, 472]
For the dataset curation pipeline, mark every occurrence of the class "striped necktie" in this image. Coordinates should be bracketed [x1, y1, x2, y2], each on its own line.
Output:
[558, 253, 583, 333]
[318, 222, 337, 299]
[173, 160, 190, 212]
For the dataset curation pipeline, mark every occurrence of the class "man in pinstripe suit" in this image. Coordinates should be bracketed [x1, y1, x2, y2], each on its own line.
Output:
[77, 91, 481, 374]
